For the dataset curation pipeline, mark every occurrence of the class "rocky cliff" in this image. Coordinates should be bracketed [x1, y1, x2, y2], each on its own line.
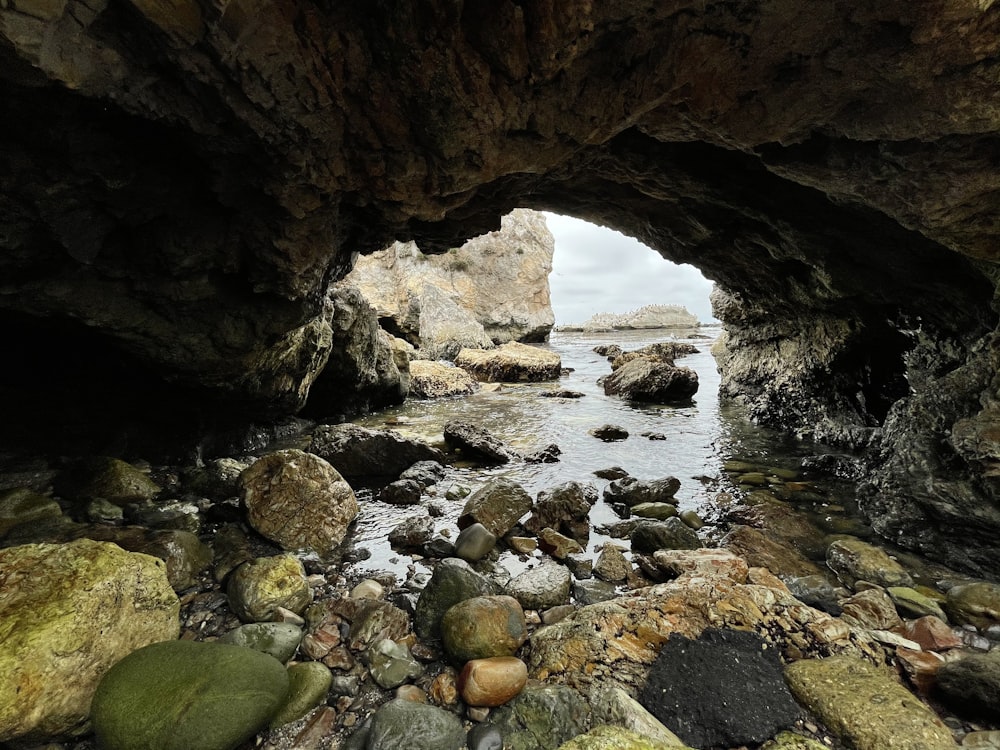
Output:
[3, 1, 1000, 573]
[345, 209, 555, 356]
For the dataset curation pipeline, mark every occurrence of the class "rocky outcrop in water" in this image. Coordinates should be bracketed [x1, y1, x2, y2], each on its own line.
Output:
[345, 209, 555, 354]
[571, 306, 700, 332]
[3, 2, 1000, 572]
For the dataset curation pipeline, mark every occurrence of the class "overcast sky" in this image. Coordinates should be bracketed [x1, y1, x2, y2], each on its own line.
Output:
[544, 212, 717, 325]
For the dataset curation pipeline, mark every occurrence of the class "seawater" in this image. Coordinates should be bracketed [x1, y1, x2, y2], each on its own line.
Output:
[347, 327, 861, 581]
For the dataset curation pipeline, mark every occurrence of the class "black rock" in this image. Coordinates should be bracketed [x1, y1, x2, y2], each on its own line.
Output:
[935, 649, 1000, 722]
[639, 629, 801, 748]
[443, 421, 520, 464]
[589, 424, 629, 441]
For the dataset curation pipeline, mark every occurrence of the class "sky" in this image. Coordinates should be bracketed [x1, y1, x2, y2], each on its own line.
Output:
[544, 212, 717, 325]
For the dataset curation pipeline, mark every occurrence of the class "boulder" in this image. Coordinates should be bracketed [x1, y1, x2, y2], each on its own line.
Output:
[453, 522, 497, 562]
[269, 661, 332, 729]
[593, 544, 631, 583]
[57, 457, 160, 505]
[455, 342, 561, 382]
[387, 515, 434, 550]
[458, 476, 533, 536]
[488, 684, 591, 750]
[458, 657, 528, 707]
[934, 650, 1000, 722]
[638, 629, 801, 748]
[825, 537, 913, 589]
[444, 421, 520, 464]
[227, 554, 313, 623]
[784, 657, 957, 750]
[601, 358, 698, 403]
[0, 488, 62, 538]
[408, 359, 480, 398]
[507, 561, 572, 611]
[0, 539, 180, 742]
[350, 698, 464, 750]
[309, 423, 444, 480]
[604, 476, 681, 508]
[943, 580, 1000, 631]
[240, 449, 358, 558]
[378, 478, 423, 505]
[630, 518, 702, 554]
[91, 640, 290, 750]
[440, 595, 527, 663]
[414, 558, 501, 642]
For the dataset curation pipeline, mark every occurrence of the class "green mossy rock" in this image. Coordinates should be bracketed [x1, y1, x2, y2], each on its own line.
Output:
[0, 487, 62, 537]
[61, 457, 161, 506]
[441, 595, 527, 663]
[227, 554, 313, 623]
[219, 622, 303, 663]
[354, 698, 465, 750]
[269, 662, 332, 728]
[91, 640, 290, 750]
[556, 725, 691, 749]
[489, 684, 591, 750]
[762, 731, 831, 749]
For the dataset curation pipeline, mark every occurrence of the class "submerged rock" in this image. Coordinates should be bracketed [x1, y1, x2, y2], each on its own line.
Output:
[458, 476, 533, 536]
[408, 360, 480, 398]
[309, 423, 444, 480]
[444, 421, 520, 464]
[602, 358, 699, 403]
[0, 539, 180, 742]
[456, 342, 562, 382]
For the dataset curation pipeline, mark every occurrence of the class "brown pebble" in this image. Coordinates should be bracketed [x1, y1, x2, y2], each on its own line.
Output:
[395, 684, 428, 703]
[458, 656, 528, 707]
[429, 669, 459, 706]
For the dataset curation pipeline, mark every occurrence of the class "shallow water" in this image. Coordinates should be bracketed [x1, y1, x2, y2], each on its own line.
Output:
[345, 328, 868, 583]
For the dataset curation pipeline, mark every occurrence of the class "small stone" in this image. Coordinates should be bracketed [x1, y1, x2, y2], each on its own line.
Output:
[564, 553, 593, 579]
[467, 706, 491, 722]
[91, 641, 290, 750]
[507, 562, 572, 610]
[895, 647, 945, 695]
[446, 484, 472, 502]
[219, 622, 303, 663]
[60, 457, 161, 505]
[429, 670, 459, 706]
[368, 638, 422, 689]
[589, 424, 629, 441]
[379, 479, 424, 505]
[388, 514, 434, 549]
[944, 581, 1000, 631]
[898, 615, 962, 651]
[825, 537, 913, 590]
[458, 477, 533, 537]
[454, 522, 498, 562]
[273, 607, 306, 626]
[541, 604, 577, 625]
[630, 502, 679, 520]
[679, 509, 705, 530]
[227, 554, 313, 623]
[839, 588, 903, 630]
[538, 527, 584, 559]
[458, 657, 528, 707]
[466, 723, 503, 750]
[935, 649, 1000, 722]
[573, 578, 619, 605]
[594, 543, 630, 582]
[289, 706, 337, 750]
[594, 466, 629, 480]
[441, 595, 527, 663]
[85, 497, 124, 524]
[888, 586, 949, 621]
[350, 579, 385, 601]
[395, 684, 427, 703]
[414, 558, 501, 643]
[270, 661, 332, 728]
[508, 536, 538, 555]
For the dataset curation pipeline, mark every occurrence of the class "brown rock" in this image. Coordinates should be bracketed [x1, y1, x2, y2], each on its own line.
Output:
[429, 669, 459, 707]
[441, 595, 527, 663]
[537, 527, 584, 560]
[839, 588, 903, 630]
[458, 657, 529, 707]
[455, 342, 561, 382]
[721, 525, 823, 579]
[898, 616, 963, 652]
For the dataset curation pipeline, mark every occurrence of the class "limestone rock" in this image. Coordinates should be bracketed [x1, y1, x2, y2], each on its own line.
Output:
[408, 360, 480, 398]
[346, 210, 554, 349]
[91, 641, 290, 750]
[227, 554, 313, 623]
[411, 282, 497, 360]
[456, 342, 561, 382]
[440, 595, 527, 663]
[784, 657, 957, 750]
[240, 449, 358, 558]
[602, 358, 699, 403]
[0, 539, 180, 742]
[309, 423, 444, 480]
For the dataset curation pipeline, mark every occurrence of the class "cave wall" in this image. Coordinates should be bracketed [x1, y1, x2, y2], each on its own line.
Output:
[3, 0, 1000, 571]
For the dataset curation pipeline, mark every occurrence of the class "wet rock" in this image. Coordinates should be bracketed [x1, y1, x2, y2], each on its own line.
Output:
[0, 539, 179, 742]
[182, 458, 250, 500]
[269, 661, 332, 728]
[91, 641, 289, 750]
[524, 443, 563, 463]
[467, 723, 504, 750]
[408, 360, 481, 398]
[594, 344, 623, 359]
[458, 477, 533, 537]
[507, 562, 572, 611]
[604, 476, 681, 507]
[898, 616, 962, 651]
[785, 574, 846, 616]
[784, 656, 957, 750]
[74, 525, 212, 591]
[838, 588, 903, 630]
[678, 509, 705, 530]
[630, 518, 702, 554]
[762, 732, 831, 750]
[309, 423, 444, 480]
[541, 389, 585, 398]
[565, 553, 593, 580]
[444, 421, 520, 464]
[368, 638, 422, 689]
[378, 478, 424, 505]
[593, 543, 631, 583]
[944, 581, 1000, 631]
[354, 698, 465, 750]
[414, 558, 501, 643]
[721, 525, 822, 579]
[589, 684, 689, 748]
[935, 649, 1000, 722]
[489, 684, 591, 750]
[212, 524, 254, 582]
[455, 342, 561, 382]
[86, 497, 124, 524]
[639, 628, 801, 748]
[630, 502, 679, 520]
[227, 554, 313, 623]
[458, 656, 528, 707]
[524, 481, 595, 545]
[538, 528, 584, 559]
[454, 522, 497, 562]
[240, 449, 358, 558]
[219, 622, 303, 663]
[556, 725, 690, 749]
[57, 457, 161, 506]
[589, 424, 629, 441]
[388, 515, 434, 550]
[126, 499, 201, 533]
[350, 579, 384, 601]
[573, 579, 619, 606]
[399, 460, 447, 487]
[441, 595, 527, 663]
[888, 586, 949, 621]
[0, 487, 62, 538]
[602, 358, 698, 403]
[335, 598, 411, 652]
[594, 466, 629, 480]
[825, 537, 913, 590]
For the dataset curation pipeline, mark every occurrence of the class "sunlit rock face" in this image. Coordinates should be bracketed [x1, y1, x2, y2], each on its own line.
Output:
[2, 1, 1000, 571]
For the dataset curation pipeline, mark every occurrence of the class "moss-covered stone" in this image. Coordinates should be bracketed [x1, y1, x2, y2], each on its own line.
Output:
[219, 622, 303, 663]
[0, 487, 62, 538]
[556, 725, 691, 750]
[489, 684, 591, 750]
[91, 640, 290, 750]
[227, 554, 313, 623]
[0, 539, 179, 742]
[269, 661, 332, 728]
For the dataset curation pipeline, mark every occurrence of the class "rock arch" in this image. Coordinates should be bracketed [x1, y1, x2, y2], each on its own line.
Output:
[2, 0, 1000, 572]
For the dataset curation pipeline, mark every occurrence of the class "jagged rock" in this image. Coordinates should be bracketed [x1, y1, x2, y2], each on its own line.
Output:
[610, 342, 699, 370]
[345, 209, 555, 347]
[408, 360, 480, 398]
[0, 539, 179, 742]
[456, 342, 562, 382]
[444, 421, 520, 464]
[602, 358, 699, 403]
[631, 518, 702, 553]
[524, 481, 595, 545]
[603, 476, 681, 507]
[309, 423, 444, 480]
[410, 283, 496, 361]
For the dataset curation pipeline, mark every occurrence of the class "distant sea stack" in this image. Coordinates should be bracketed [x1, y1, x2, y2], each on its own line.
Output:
[560, 305, 700, 332]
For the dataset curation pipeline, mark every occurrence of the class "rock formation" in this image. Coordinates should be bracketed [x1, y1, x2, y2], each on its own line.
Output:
[570, 305, 700, 332]
[3, 2, 1000, 574]
[345, 209, 555, 352]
